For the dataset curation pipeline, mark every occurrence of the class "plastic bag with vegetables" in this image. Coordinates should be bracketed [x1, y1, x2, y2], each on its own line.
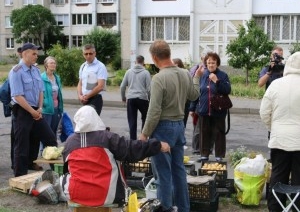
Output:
[42, 146, 64, 160]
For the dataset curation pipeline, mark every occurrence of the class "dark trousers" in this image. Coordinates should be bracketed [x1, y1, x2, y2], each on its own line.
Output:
[85, 94, 103, 116]
[12, 105, 57, 176]
[268, 149, 300, 212]
[183, 100, 190, 128]
[199, 116, 226, 158]
[127, 98, 149, 140]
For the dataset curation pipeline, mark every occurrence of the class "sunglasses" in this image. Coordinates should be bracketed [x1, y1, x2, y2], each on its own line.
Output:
[84, 52, 94, 56]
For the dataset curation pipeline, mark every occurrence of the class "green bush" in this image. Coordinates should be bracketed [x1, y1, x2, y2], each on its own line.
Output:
[110, 69, 126, 86]
[231, 83, 265, 99]
[47, 44, 84, 86]
[229, 75, 245, 84]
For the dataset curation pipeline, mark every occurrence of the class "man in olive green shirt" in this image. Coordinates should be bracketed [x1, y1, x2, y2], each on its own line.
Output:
[139, 40, 199, 212]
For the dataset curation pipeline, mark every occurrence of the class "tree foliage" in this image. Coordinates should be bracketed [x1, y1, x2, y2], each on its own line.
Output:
[226, 19, 275, 85]
[47, 44, 84, 86]
[11, 4, 63, 52]
[289, 41, 300, 55]
[83, 27, 121, 69]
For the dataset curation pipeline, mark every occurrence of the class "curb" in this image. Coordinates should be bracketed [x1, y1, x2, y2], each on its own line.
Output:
[64, 99, 260, 115]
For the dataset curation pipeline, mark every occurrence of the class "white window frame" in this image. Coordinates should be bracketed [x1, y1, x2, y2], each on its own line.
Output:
[254, 15, 300, 43]
[5, 0, 13, 6]
[72, 36, 84, 47]
[98, 0, 114, 3]
[23, 0, 37, 5]
[72, 14, 92, 25]
[71, 0, 92, 3]
[6, 38, 14, 49]
[5, 16, 13, 28]
[54, 14, 69, 26]
[140, 17, 190, 42]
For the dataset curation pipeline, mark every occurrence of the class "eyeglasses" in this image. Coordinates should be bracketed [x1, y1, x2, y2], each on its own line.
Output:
[84, 52, 94, 56]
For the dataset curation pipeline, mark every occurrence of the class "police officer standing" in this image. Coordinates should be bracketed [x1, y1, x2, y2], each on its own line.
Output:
[9, 43, 57, 177]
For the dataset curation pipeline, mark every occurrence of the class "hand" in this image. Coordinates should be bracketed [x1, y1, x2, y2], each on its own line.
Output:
[194, 65, 204, 77]
[160, 142, 170, 153]
[32, 110, 42, 120]
[79, 95, 88, 104]
[139, 133, 147, 141]
[209, 73, 218, 83]
[189, 111, 195, 117]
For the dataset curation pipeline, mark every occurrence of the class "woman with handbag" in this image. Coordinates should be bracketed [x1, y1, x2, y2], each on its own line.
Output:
[194, 52, 231, 162]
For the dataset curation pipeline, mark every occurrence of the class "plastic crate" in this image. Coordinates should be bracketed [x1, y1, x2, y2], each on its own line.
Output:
[54, 164, 63, 176]
[123, 159, 152, 178]
[216, 179, 236, 197]
[188, 175, 216, 201]
[199, 161, 227, 187]
[184, 163, 196, 175]
[190, 193, 219, 212]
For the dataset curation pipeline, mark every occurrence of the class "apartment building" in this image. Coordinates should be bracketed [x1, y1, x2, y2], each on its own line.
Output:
[1, 0, 300, 68]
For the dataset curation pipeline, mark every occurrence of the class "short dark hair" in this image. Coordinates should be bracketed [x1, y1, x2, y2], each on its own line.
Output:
[204, 52, 221, 67]
[83, 44, 95, 51]
[149, 40, 171, 60]
[136, 55, 144, 64]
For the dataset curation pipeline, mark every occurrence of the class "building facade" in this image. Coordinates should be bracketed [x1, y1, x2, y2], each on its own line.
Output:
[1, 0, 300, 67]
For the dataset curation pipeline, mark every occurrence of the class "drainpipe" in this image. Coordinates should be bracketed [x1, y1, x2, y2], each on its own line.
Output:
[130, 0, 137, 68]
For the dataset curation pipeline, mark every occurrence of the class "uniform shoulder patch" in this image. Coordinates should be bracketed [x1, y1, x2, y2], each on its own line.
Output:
[13, 65, 22, 72]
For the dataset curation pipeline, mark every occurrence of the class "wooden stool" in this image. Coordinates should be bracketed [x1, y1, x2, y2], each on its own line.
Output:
[68, 200, 118, 212]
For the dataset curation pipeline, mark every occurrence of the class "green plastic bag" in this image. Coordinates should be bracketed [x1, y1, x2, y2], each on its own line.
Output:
[234, 171, 266, 205]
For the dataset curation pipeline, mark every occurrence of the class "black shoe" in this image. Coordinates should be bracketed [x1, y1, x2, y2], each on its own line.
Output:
[28, 163, 43, 171]
[192, 150, 200, 155]
[196, 157, 209, 163]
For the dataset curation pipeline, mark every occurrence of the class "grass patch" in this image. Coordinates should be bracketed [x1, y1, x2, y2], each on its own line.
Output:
[231, 83, 265, 99]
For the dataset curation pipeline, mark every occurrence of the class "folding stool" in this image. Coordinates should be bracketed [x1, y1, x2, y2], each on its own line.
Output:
[272, 182, 300, 212]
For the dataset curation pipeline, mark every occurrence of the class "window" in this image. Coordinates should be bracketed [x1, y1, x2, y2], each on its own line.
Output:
[72, 14, 92, 25]
[27, 38, 39, 45]
[98, 0, 114, 3]
[5, 0, 13, 5]
[51, 0, 68, 4]
[54, 14, 69, 26]
[5, 16, 13, 28]
[6, 38, 14, 49]
[140, 17, 190, 42]
[23, 0, 37, 4]
[72, 36, 84, 47]
[97, 13, 116, 28]
[71, 0, 91, 3]
[254, 15, 300, 42]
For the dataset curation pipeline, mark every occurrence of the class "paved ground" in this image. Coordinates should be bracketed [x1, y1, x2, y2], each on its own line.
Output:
[0, 88, 269, 211]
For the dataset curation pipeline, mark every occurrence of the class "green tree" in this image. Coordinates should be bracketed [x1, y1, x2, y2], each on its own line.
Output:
[47, 44, 84, 86]
[11, 4, 63, 52]
[83, 27, 121, 69]
[289, 41, 300, 55]
[226, 19, 275, 85]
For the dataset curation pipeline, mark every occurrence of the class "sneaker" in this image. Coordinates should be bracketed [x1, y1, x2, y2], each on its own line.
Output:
[215, 157, 223, 162]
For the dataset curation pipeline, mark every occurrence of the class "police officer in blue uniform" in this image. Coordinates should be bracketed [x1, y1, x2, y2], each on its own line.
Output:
[9, 43, 57, 177]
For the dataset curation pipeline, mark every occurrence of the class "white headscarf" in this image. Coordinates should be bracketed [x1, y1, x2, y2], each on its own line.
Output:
[74, 105, 106, 133]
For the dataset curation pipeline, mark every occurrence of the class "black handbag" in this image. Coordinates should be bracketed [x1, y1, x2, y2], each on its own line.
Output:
[210, 94, 233, 111]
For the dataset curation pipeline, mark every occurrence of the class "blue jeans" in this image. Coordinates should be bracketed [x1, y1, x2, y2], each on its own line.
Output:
[151, 120, 190, 212]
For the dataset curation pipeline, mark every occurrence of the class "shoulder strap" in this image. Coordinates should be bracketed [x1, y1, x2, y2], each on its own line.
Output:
[224, 109, 230, 135]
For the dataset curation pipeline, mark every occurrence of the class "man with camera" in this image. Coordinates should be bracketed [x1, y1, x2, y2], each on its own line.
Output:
[258, 46, 284, 89]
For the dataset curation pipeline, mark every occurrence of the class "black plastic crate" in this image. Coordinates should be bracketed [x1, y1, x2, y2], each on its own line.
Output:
[123, 159, 152, 178]
[125, 176, 151, 189]
[199, 161, 227, 186]
[190, 193, 219, 212]
[216, 179, 236, 197]
[188, 175, 216, 201]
